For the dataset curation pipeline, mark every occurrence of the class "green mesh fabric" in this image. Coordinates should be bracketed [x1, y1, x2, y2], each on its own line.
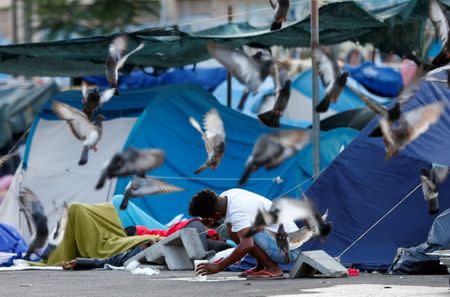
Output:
[0, 0, 439, 77]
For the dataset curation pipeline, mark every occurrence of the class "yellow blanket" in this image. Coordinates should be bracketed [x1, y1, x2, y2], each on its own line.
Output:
[47, 202, 158, 265]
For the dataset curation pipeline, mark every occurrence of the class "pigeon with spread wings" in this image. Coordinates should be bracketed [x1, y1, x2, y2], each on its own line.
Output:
[420, 165, 449, 214]
[81, 82, 115, 120]
[106, 35, 145, 95]
[189, 108, 226, 174]
[380, 102, 445, 160]
[207, 43, 275, 111]
[359, 79, 419, 137]
[269, 0, 290, 31]
[120, 176, 184, 210]
[244, 197, 330, 240]
[95, 147, 165, 190]
[265, 209, 330, 263]
[239, 129, 309, 185]
[19, 188, 49, 260]
[429, 0, 450, 67]
[52, 101, 104, 166]
[314, 47, 349, 113]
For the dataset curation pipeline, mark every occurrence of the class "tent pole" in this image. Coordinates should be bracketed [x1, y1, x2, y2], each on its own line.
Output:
[311, 0, 320, 179]
[227, 4, 233, 108]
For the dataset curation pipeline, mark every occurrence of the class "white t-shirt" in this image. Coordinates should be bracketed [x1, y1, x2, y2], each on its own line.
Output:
[221, 188, 301, 250]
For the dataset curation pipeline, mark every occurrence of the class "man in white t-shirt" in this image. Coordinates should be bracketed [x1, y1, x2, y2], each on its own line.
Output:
[190, 188, 302, 279]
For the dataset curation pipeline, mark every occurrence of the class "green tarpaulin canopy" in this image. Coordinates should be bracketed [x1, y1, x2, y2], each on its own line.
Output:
[0, 0, 442, 77]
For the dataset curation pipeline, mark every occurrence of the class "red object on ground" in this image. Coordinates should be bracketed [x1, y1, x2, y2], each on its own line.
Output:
[135, 218, 220, 239]
[347, 268, 360, 277]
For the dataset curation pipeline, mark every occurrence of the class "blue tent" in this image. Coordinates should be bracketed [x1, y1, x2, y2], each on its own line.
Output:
[304, 66, 450, 271]
[113, 84, 359, 224]
[83, 67, 227, 92]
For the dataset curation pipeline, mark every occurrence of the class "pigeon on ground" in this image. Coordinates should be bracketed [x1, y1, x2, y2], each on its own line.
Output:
[420, 165, 449, 214]
[19, 188, 49, 260]
[207, 43, 275, 111]
[380, 102, 445, 160]
[52, 101, 105, 166]
[314, 47, 349, 113]
[257, 79, 291, 128]
[95, 147, 165, 190]
[429, 0, 450, 67]
[239, 129, 310, 185]
[245, 197, 330, 239]
[106, 35, 145, 94]
[120, 176, 184, 210]
[269, 0, 290, 31]
[81, 82, 115, 120]
[189, 108, 226, 174]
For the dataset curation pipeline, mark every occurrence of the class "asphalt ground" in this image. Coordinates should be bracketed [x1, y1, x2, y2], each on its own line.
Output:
[0, 270, 449, 297]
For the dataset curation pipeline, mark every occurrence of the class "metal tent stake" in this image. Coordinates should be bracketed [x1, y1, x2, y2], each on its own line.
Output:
[311, 0, 321, 179]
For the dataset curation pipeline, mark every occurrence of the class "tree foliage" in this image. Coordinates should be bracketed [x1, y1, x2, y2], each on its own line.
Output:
[31, 0, 160, 40]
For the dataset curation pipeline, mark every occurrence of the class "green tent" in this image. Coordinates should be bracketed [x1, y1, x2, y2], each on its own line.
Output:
[0, 0, 443, 77]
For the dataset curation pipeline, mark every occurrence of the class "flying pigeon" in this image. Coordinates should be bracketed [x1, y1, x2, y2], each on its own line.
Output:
[81, 82, 115, 120]
[269, 0, 290, 31]
[257, 79, 291, 128]
[120, 176, 184, 210]
[420, 165, 449, 214]
[429, 0, 450, 67]
[52, 101, 105, 166]
[380, 102, 445, 160]
[354, 79, 418, 137]
[189, 108, 226, 174]
[106, 35, 145, 94]
[239, 129, 310, 185]
[95, 147, 165, 190]
[265, 209, 330, 263]
[19, 188, 49, 260]
[207, 43, 275, 111]
[251, 50, 285, 93]
[245, 197, 330, 240]
[314, 47, 349, 113]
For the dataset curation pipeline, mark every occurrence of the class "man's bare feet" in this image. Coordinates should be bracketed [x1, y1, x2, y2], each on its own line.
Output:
[238, 265, 264, 278]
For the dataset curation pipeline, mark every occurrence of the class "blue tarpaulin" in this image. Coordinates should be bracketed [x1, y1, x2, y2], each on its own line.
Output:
[113, 84, 358, 224]
[304, 66, 450, 271]
[346, 61, 404, 97]
[83, 67, 227, 92]
[0, 223, 27, 254]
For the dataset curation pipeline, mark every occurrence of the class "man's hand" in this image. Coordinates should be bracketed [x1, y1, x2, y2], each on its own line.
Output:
[196, 262, 221, 275]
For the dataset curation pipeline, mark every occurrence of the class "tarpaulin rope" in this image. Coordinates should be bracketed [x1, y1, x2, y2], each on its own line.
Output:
[336, 183, 421, 259]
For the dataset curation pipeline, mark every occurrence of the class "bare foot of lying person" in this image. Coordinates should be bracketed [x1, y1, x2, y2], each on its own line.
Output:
[63, 259, 77, 270]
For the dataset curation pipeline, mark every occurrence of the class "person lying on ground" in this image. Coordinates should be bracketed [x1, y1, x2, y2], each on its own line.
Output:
[63, 219, 231, 270]
[189, 188, 302, 280]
